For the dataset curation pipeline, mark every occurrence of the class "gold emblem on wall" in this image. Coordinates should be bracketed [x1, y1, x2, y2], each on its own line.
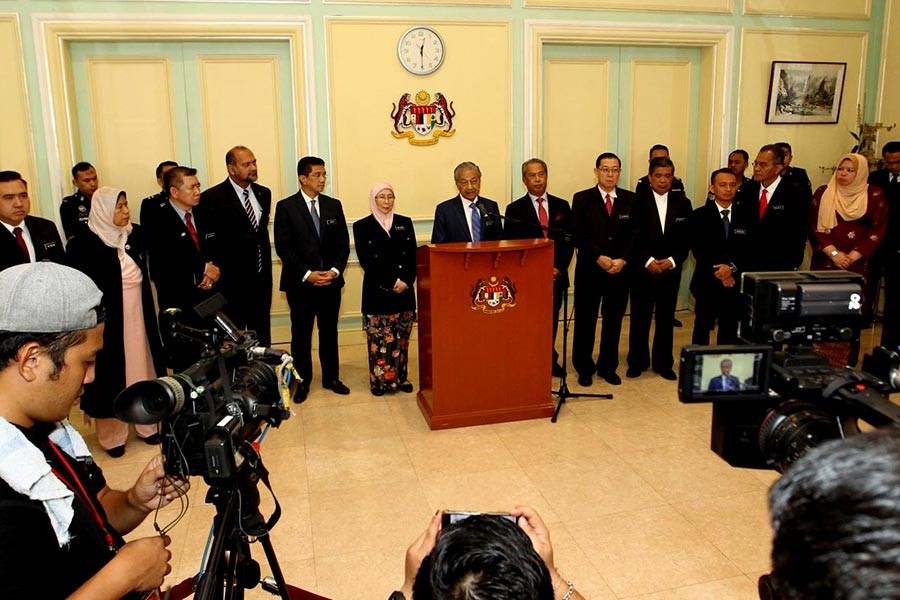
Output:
[470, 276, 517, 314]
[390, 90, 455, 146]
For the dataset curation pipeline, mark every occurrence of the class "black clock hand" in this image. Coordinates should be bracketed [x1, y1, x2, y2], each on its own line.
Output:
[419, 42, 424, 68]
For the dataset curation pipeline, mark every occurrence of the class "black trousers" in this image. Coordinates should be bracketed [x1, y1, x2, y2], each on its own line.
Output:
[882, 262, 900, 352]
[552, 277, 567, 365]
[572, 267, 629, 376]
[627, 267, 681, 372]
[223, 274, 273, 346]
[691, 285, 739, 346]
[286, 283, 342, 383]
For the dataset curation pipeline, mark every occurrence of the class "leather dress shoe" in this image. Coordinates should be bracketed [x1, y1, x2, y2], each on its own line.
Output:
[106, 445, 125, 458]
[626, 368, 643, 378]
[293, 382, 310, 404]
[577, 373, 592, 387]
[324, 379, 351, 395]
[552, 363, 566, 377]
[141, 434, 161, 445]
[370, 386, 385, 397]
[397, 381, 414, 393]
[654, 369, 678, 381]
[601, 371, 622, 386]
[673, 318, 683, 328]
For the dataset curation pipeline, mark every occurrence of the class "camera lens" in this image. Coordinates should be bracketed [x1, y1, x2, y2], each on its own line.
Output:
[758, 400, 841, 472]
[114, 376, 187, 424]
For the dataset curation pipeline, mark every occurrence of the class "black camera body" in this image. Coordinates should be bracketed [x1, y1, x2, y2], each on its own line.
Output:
[679, 271, 900, 472]
[115, 295, 292, 484]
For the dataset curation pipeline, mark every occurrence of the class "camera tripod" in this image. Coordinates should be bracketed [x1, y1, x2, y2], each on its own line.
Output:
[551, 285, 613, 422]
[192, 444, 327, 600]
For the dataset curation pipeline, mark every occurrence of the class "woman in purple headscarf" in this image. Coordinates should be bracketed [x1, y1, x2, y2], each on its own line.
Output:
[352, 183, 417, 396]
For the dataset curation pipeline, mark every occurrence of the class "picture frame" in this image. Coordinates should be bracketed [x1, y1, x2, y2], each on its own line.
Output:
[765, 61, 846, 124]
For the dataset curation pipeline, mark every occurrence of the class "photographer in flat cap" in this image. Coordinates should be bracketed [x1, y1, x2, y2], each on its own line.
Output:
[0, 262, 189, 599]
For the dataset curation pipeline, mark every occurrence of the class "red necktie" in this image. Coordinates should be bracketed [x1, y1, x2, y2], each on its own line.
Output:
[605, 194, 613, 217]
[759, 188, 768, 220]
[185, 212, 200, 251]
[13, 227, 30, 261]
[537, 197, 549, 238]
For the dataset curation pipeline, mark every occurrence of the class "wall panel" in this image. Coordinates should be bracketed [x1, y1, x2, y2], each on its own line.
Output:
[737, 29, 868, 189]
[0, 15, 38, 211]
[87, 57, 176, 203]
[744, 0, 870, 19]
[524, 0, 732, 12]
[878, 0, 900, 133]
[628, 60, 692, 187]
[543, 58, 610, 202]
[199, 57, 287, 201]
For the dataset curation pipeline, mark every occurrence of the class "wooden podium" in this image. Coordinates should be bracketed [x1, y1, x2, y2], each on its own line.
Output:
[415, 239, 555, 429]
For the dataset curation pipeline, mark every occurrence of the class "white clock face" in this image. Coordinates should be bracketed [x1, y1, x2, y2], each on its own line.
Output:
[398, 27, 445, 76]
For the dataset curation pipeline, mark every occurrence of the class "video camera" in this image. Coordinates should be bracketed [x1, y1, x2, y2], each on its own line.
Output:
[678, 271, 900, 472]
[114, 294, 294, 484]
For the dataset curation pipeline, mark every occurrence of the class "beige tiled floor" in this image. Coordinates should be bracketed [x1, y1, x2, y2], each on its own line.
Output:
[74, 314, 887, 599]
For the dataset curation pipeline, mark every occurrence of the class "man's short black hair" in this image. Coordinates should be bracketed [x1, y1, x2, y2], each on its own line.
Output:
[164, 166, 197, 193]
[0, 330, 88, 378]
[595, 152, 621, 168]
[774, 141, 793, 154]
[759, 144, 786, 164]
[729, 149, 749, 162]
[71, 162, 94, 178]
[710, 168, 737, 184]
[297, 156, 325, 178]
[413, 514, 553, 600]
[768, 430, 900, 600]
[155, 160, 178, 179]
[649, 156, 674, 173]
[882, 141, 900, 156]
[0, 171, 26, 186]
[649, 144, 669, 158]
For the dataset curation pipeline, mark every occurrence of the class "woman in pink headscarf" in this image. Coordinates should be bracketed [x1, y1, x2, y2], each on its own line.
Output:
[352, 183, 417, 396]
[809, 153, 888, 363]
[66, 187, 165, 457]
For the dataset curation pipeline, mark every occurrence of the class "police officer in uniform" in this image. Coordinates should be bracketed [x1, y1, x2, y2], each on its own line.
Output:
[59, 162, 99, 240]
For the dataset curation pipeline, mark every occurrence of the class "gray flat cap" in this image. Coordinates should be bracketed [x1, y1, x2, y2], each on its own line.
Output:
[0, 262, 104, 332]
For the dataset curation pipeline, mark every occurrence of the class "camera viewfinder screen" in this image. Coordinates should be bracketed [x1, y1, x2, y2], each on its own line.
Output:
[691, 352, 766, 397]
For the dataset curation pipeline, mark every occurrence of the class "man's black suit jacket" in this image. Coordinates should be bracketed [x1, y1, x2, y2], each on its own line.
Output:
[431, 196, 502, 243]
[143, 201, 221, 314]
[689, 200, 751, 295]
[631, 188, 692, 270]
[572, 186, 636, 273]
[869, 169, 899, 255]
[782, 166, 812, 196]
[201, 179, 273, 305]
[503, 194, 574, 287]
[0, 216, 65, 272]
[274, 192, 350, 291]
[734, 177, 808, 272]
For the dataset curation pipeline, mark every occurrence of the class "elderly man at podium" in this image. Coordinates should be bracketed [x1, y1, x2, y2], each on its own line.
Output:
[431, 162, 502, 244]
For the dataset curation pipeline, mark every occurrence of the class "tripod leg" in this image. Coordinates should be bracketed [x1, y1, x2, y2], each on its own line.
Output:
[258, 534, 292, 600]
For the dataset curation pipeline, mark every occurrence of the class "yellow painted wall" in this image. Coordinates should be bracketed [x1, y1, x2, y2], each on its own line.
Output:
[0, 15, 38, 211]
[879, 0, 900, 139]
[744, 0, 870, 18]
[543, 58, 610, 202]
[326, 19, 511, 223]
[525, 0, 732, 12]
[737, 29, 868, 189]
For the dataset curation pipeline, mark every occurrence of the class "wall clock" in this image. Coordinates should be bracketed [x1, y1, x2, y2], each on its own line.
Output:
[398, 26, 445, 76]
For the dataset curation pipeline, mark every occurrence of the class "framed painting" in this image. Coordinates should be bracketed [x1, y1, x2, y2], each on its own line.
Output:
[766, 61, 846, 124]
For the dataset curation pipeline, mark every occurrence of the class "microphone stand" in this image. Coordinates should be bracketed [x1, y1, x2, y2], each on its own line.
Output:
[551, 281, 613, 422]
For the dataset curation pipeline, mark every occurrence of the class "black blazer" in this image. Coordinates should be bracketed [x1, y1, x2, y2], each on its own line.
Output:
[201, 179, 273, 299]
[689, 201, 752, 295]
[869, 169, 899, 255]
[504, 194, 574, 286]
[431, 196, 502, 243]
[65, 226, 165, 418]
[352, 214, 417, 315]
[631, 188, 693, 270]
[274, 192, 350, 291]
[735, 178, 809, 272]
[782, 166, 812, 196]
[0, 216, 65, 272]
[572, 186, 636, 272]
[143, 201, 221, 314]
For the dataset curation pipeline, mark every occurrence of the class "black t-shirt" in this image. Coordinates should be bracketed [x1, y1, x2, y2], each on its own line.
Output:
[0, 423, 132, 598]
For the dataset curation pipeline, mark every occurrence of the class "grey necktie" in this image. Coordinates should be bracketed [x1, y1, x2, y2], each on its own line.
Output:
[310, 199, 321, 236]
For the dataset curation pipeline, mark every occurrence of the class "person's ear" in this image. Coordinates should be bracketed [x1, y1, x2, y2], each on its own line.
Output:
[16, 342, 44, 382]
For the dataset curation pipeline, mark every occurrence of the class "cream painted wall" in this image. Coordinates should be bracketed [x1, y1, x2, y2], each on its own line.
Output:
[878, 0, 900, 141]
[326, 19, 511, 223]
[0, 15, 38, 211]
[737, 29, 869, 189]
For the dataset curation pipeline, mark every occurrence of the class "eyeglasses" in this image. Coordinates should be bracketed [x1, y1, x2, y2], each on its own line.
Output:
[597, 167, 620, 174]
[752, 161, 782, 168]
